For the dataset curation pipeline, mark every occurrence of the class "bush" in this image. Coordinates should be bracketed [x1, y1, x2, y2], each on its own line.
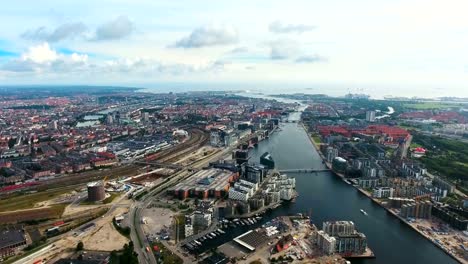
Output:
[76, 241, 84, 251]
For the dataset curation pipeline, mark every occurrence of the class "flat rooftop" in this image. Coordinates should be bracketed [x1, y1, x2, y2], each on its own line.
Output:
[0, 229, 25, 249]
[171, 168, 234, 191]
[233, 230, 269, 251]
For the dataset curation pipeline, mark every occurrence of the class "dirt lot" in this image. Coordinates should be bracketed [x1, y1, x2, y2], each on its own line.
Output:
[142, 207, 175, 235]
[28, 205, 131, 263]
[81, 207, 130, 251]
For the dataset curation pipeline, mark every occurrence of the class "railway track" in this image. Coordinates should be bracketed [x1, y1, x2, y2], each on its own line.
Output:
[0, 129, 208, 202]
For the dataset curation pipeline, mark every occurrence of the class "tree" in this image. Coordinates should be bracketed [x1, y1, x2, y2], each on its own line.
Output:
[8, 138, 15, 149]
[76, 241, 84, 251]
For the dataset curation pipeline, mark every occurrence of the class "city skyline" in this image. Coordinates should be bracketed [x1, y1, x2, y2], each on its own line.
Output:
[0, 0, 467, 97]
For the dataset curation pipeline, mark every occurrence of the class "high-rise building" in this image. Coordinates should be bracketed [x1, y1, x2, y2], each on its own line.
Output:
[316, 230, 336, 255]
[106, 114, 114, 125]
[210, 130, 222, 146]
[335, 232, 367, 255]
[400, 200, 432, 219]
[142, 112, 149, 122]
[323, 221, 356, 236]
[326, 147, 338, 163]
[244, 164, 266, 183]
[366, 110, 376, 122]
[229, 188, 250, 201]
[49, 120, 58, 130]
[185, 215, 194, 237]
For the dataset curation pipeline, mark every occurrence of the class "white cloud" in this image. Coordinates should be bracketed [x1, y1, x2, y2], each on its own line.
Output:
[2, 43, 88, 73]
[21, 43, 59, 63]
[21, 23, 87, 42]
[94, 16, 134, 41]
[173, 24, 238, 48]
[228, 47, 249, 54]
[269, 21, 315, 34]
[268, 39, 301, 60]
[295, 54, 327, 63]
[1, 43, 225, 77]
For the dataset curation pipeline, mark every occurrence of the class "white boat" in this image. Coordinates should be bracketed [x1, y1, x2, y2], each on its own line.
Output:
[211, 232, 217, 237]
[217, 229, 225, 234]
[194, 240, 201, 245]
[360, 209, 368, 215]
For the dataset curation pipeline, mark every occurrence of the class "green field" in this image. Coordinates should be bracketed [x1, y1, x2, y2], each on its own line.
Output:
[152, 242, 183, 264]
[413, 133, 468, 194]
[403, 102, 464, 110]
[311, 134, 322, 144]
[0, 187, 74, 212]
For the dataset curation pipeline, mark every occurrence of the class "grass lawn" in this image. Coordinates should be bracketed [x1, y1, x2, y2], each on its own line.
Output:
[0, 187, 74, 212]
[403, 102, 464, 110]
[49, 204, 67, 218]
[312, 134, 322, 144]
[410, 142, 423, 149]
[455, 162, 468, 168]
[103, 193, 120, 204]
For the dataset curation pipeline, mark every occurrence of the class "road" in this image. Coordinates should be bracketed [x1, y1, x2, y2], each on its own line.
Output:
[127, 135, 242, 264]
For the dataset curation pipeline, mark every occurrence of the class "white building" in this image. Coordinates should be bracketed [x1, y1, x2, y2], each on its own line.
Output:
[366, 110, 376, 122]
[372, 187, 394, 198]
[233, 182, 255, 196]
[239, 179, 258, 191]
[210, 131, 222, 147]
[229, 188, 250, 201]
[317, 230, 336, 255]
[280, 188, 294, 200]
[326, 147, 339, 163]
[185, 224, 194, 237]
[142, 112, 149, 122]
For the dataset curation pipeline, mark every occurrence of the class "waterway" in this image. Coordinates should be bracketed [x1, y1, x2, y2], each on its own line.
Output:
[194, 110, 457, 264]
[247, 111, 457, 264]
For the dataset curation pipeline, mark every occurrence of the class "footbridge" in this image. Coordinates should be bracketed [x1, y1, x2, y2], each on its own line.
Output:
[278, 168, 331, 173]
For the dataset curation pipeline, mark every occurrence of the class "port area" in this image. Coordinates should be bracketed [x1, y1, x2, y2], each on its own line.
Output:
[216, 216, 350, 263]
[303, 123, 468, 264]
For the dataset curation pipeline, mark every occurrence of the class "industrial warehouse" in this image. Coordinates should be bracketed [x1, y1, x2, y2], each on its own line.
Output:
[168, 168, 239, 199]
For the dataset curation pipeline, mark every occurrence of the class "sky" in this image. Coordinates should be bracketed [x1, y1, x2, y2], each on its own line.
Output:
[0, 0, 467, 97]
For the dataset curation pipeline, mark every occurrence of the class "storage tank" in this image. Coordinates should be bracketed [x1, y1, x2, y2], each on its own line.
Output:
[87, 181, 106, 202]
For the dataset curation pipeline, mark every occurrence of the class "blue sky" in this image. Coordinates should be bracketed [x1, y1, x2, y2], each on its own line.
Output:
[0, 0, 467, 97]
